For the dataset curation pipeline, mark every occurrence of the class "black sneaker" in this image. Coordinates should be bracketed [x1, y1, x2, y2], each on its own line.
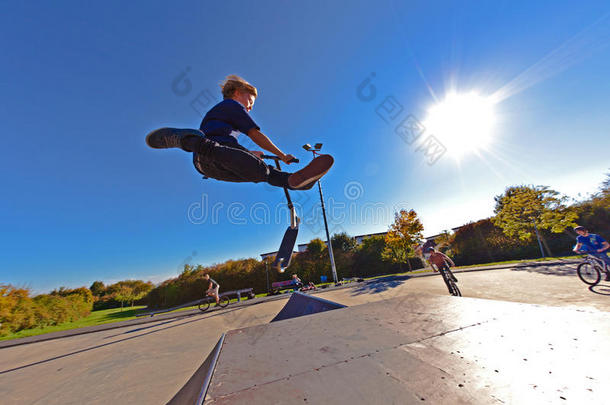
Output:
[288, 154, 334, 189]
[145, 127, 202, 149]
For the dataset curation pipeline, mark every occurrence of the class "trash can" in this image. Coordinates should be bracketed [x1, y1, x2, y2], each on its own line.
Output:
[320, 275, 327, 283]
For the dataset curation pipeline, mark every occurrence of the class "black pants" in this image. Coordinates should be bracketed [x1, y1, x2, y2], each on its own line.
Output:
[181, 133, 290, 188]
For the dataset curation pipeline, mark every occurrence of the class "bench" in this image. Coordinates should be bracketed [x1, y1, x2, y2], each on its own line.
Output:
[270, 280, 303, 294]
[221, 288, 255, 301]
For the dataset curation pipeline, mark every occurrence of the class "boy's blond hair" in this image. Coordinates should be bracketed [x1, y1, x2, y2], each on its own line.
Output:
[220, 75, 258, 99]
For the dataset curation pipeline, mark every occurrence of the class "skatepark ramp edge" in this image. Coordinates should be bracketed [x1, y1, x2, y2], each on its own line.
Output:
[168, 292, 346, 404]
[167, 333, 225, 405]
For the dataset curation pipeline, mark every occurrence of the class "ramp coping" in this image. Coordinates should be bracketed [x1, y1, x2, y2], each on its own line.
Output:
[167, 333, 225, 405]
[292, 291, 347, 307]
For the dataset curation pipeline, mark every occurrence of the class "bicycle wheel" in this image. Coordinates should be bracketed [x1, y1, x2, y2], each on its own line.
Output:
[577, 262, 601, 285]
[198, 300, 211, 312]
[446, 268, 458, 283]
[441, 269, 461, 297]
[447, 279, 461, 297]
[217, 295, 230, 308]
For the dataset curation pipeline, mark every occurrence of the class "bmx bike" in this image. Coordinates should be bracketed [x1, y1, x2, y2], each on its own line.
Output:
[438, 264, 461, 297]
[576, 253, 610, 286]
[198, 295, 230, 312]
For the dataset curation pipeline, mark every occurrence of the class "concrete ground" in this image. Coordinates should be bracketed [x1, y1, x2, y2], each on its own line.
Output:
[1, 262, 608, 404]
[206, 293, 610, 404]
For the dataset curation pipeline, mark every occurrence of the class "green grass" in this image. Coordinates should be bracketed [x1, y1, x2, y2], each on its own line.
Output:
[0, 306, 148, 341]
[454, 255, 575, 269]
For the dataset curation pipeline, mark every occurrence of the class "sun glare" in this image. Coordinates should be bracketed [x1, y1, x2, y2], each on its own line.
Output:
[423, 91, 496, 160]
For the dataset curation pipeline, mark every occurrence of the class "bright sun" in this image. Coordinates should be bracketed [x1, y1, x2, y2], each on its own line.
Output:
[423, 91, 496, 160]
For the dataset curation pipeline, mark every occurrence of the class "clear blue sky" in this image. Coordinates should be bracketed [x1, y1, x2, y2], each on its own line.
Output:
[2, 1, 609, 293]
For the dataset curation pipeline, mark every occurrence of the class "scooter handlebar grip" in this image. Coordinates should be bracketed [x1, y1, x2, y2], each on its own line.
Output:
[261, 155, 299, 164]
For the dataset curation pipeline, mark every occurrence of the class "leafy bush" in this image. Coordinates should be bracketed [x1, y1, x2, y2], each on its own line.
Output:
[451, 217, 589, 265]
[0, 285, 37, 335]
[0, 285, 93, 336]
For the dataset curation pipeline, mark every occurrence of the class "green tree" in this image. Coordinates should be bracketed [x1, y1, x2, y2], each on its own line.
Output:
[1, 284, 94, 335]
[300, 238, 330, 282]
[89, 281, 106, 297]
[383, 209, 424, 272]
[102, 280, 153, 310]
[306, 238, 326, 256]
[331, 232, 357, 252]
[572, 172, 610, 239]
[353, 235, 387, 277]
[51, 286, 94, 304]
[493, 185, 578, 255]
[330, 232, 357, 278]
[114, 285, 133, 311]
[0, 285, 36, 336]
[450, 218, 540, 265]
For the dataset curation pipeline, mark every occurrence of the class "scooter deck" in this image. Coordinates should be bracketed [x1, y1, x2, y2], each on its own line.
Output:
[273, 225, 298, 272]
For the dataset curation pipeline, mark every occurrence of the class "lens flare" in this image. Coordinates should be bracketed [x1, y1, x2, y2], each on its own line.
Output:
[423, 91, 496, 160]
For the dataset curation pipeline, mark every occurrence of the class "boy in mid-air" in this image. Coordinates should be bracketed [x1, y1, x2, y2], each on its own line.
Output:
[573, 226, 610, 281]
[146, 75, 333, 190]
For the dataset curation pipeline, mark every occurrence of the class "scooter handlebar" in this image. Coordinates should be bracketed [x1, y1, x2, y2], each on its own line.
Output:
[261, 155, 299, 164]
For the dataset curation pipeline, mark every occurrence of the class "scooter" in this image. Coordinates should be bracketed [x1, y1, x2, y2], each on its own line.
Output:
[261, 155, 300, 272]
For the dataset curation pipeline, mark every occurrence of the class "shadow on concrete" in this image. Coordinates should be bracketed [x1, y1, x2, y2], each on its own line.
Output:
[350, 275, 411, 296]
[510, 263, 577, 277]
[0, 306, 246, 376]
[589, 282, 610, 296]
[101, 305, 249, 340]
[102, 318, 182, 339]
[104, 308, 148, 320]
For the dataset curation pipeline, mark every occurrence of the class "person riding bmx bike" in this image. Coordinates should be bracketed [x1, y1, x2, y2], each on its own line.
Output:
[573, 226, 610, 281]
[204, 274, 220, 305]
[427, 247, 457, 281]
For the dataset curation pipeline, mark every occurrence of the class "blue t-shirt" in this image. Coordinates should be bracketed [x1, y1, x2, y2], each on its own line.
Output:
[199, 99, 259, 146]
[577, 233, 607, 252]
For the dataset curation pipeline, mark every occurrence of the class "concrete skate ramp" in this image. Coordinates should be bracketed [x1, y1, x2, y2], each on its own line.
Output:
[167, 293, 345, 404]
[204, 292, 610, 404]
[167, 334, 225, 405]
[270, 292, 346, 322]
